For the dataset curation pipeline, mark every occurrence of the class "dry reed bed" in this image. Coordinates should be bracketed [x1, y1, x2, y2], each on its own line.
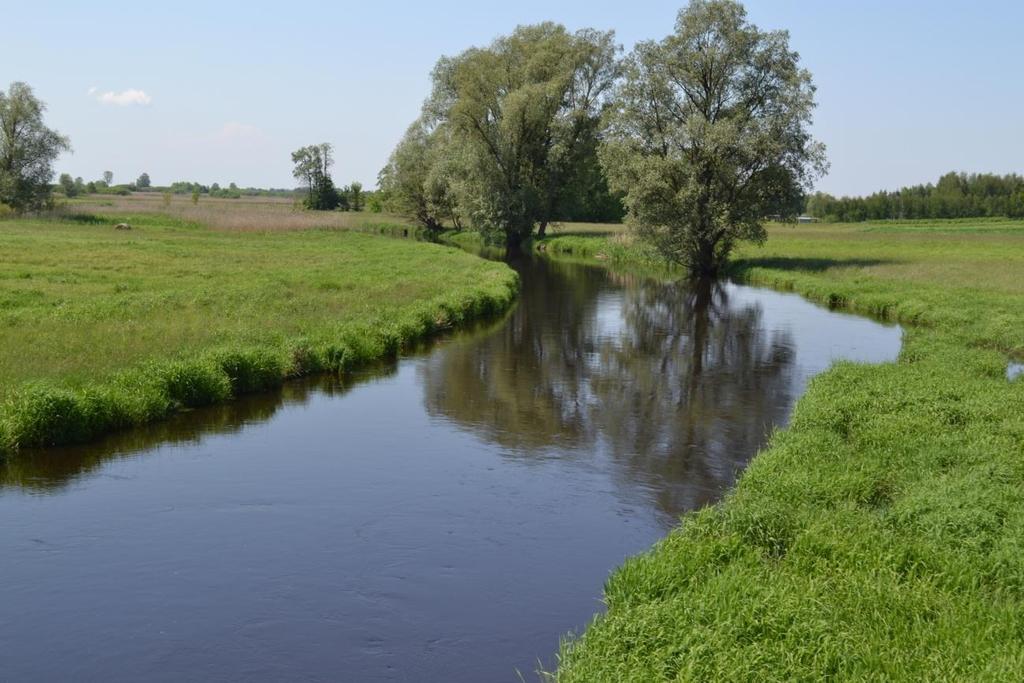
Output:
[67, 194, 413, 232]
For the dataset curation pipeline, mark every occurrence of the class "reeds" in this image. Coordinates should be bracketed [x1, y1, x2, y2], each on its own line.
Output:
[65, 193, 413, 232]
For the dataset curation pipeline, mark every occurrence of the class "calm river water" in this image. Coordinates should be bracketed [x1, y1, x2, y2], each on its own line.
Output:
[0, 254, 901, 681]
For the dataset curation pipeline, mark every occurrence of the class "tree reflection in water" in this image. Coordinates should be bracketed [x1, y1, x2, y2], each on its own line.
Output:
[5, 256, 798, 526]
[421, 256, 795, 524]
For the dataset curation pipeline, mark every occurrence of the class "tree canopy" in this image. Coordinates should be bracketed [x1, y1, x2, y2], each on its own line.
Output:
[416, 23, 621, 247]
[600, 0, 826, 275]
[58, 173, 80, 197]
[380, 4, 831, 265]
[0, 82, 71, 212]
[291, 143, 340, 210]
[378, 117, 462, 231]
[806, 172, 1024, 222]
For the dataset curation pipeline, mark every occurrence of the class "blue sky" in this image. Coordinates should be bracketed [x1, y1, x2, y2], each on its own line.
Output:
[4, 1, 1022, 195]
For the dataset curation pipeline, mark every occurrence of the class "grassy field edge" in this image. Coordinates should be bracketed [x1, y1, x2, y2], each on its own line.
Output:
[0, 226, 519, 458]
[547, 226, 1024, 679]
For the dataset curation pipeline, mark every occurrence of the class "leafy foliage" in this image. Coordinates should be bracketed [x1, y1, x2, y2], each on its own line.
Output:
[379, 118, 462, 230]
[807, 172, 1024, 221]
[346, 181, 363, 212]
[291, 143, 340, 210]
[0, 82, 71, 212]
[58, 173, 78, 197]
[397, 23, 621, 247]
[600, 0, 826, 275]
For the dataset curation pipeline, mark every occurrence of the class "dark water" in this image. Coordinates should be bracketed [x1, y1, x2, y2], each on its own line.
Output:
[0, 255, 901, 682]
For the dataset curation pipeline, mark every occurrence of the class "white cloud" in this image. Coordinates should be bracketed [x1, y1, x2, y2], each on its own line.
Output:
[91, 88, 152, 106]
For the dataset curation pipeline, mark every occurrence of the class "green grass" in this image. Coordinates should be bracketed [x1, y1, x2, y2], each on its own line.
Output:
[531, 222, 663, 268]
[0, 212, 517, 454]
[553, 219, 1024, 680]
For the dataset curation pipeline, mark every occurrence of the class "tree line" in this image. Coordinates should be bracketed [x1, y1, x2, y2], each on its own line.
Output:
[3, 2, 829, 276]
[3, 3, 832, 275]
[805, 172, 1024, 222]
[370, 0, 827, 275]
[60, 171, 297, 199]
[17, 2, 963, 276]
[10, 3, 1024, 275]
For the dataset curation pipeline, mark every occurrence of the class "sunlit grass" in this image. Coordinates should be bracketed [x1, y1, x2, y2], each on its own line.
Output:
[0, 211, 517, 452]
[553, 217, 1024, 681]
[744, 219, 1024, 297]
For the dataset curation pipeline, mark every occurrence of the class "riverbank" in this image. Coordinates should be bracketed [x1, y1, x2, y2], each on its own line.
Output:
[0, 212, 518, 455]
[552, 220, 1024, 679]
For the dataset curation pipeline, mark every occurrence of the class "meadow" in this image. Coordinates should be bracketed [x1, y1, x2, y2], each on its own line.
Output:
[6, 194, 1024, 677]
[0, 206, 517, 454]
[69, 193, 413, 232]
[551, 219, 1024, 679]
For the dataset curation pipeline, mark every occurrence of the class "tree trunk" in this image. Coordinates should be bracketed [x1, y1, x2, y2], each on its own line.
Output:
[688, 277, 714, 381]
[505, 229, 523, 251]
[537, 221, 548, 238]
[693, 236, 719, 278]
[504, 222, 533, 257]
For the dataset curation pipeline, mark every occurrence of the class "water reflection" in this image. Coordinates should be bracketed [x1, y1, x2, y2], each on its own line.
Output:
[422, 258, 796, 521]
[0, 251, 901, 682]
[1, 377, 364, 492]
[1, 305, 518, 493]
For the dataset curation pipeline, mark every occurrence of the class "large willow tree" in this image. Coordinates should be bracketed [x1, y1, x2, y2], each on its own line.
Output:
[601, 0, 827, 276]
[424, 23, 619, 248]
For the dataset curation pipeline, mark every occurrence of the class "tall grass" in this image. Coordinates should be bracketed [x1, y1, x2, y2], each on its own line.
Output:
[0, 212, 517, 454]
[553, 218, 1024, 680]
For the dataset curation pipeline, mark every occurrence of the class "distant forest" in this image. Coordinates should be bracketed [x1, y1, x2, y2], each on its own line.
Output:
[806, 172, 1024, 222]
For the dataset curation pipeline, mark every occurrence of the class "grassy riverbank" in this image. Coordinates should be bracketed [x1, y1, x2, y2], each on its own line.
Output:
[0, 211, 517, 455]
[553, 219, 1024, 680]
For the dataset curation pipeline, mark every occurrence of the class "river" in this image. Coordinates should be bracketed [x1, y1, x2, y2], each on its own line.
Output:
[0, 253, 901, 681]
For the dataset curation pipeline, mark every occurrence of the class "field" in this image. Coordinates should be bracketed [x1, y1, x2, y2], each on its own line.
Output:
[6, 197, 1024, 677]
[552, 219, 1024, 680]
[0, 205, 517, 454]
[69, 193, 415, 232]
[540, 218, 1024, 298]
